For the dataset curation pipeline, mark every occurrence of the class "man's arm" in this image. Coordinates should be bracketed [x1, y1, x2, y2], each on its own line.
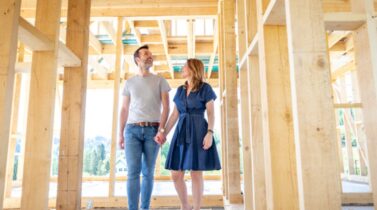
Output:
[155, 92, 169, 144]
[159, 92, 170, 128]
[118, 95, 130, 149]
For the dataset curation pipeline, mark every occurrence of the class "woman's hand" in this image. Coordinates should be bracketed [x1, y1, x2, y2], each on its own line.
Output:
[202, 133, 213, 150]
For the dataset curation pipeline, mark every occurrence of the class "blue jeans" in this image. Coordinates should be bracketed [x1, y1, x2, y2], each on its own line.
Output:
[124, 124, 160, 210]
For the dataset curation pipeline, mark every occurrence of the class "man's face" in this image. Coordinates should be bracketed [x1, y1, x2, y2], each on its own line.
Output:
[136, 48, 153, 69]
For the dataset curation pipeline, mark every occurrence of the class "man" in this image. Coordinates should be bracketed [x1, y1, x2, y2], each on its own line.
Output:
[118, 45, 170, 210]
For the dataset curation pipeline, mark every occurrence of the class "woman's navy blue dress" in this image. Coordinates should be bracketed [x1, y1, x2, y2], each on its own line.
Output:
[165, 83, 221, 171]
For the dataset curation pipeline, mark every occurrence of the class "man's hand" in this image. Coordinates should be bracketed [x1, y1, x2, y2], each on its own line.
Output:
[119, 135, 125, 149]
[154, 132, 166, 145]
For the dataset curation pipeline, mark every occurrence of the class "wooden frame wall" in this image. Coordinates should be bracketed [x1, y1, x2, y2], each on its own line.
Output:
[234, 0, 376, 209]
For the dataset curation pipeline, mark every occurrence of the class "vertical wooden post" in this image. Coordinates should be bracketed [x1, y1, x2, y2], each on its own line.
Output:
[109, 16, 123, 197]
[257, 23, 300, 210]
[56, 0, 90, 209]
[248, 55, 267, 210]
[218, 0, 228, 198]
[237, 0, 253, 208]
[5, 73, 22, 198]
[223, 0, 242, 203]
[21, 0, 62, 209]
[344, 114, 355, 175]
[16, 74, 30, 183]
[0, 1, 21, 208]
[336, 127, 345, 174]
[285, 0, 342, 209]
[352, 0, 377, 205]
[340, 78, 355, 175]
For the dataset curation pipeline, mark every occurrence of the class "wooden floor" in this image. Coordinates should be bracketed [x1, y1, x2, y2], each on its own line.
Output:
[92, 207, 374, 210]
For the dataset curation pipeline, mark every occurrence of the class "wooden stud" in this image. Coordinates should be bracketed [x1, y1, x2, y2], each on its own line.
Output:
[223, 0, 242, 204]
[218, 0, 228, 199]
[257, 21, 300, 209]
[207, 18, 218, 79]
[158, 20, 174, 79]
[4, 73, 22, 198]
[236, 0, 253, 208]
[15, 74, 30, 184]
[247, 55, 267, 210]
[109, 16, 123, 197]
[55, 0, 91, 209]
[352, 0, 377, 205]
[128, 20, 142, 46]
[285, 0, 342, 209]
[21, 0, 63, 209]
[187, 19, 196, 59]
[0, 1, 21, 207]
[338, 78, 355, 175]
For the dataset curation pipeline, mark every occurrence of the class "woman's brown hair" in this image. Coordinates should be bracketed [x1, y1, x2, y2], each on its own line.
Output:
[185, 58, 205, 91]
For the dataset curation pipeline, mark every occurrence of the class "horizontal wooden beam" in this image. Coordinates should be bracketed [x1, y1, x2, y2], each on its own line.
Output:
[18, 17, 54, 51]
[18, 17, 81, 67]
[89, 32, 103, 54]
[4, 194, 223, 209]
[101, 42, 213, 55]
[328, 31, 350, 49]
[341, 193, 374, 205]
[324, 12, 366, 30]
[21, 7, 217, 18]
[141, 35, 162, 44]
[58, 42, 81, 67]
[331, 61, 356, 81]
[21, 0, 218, 9]
[134, 20, 159, 28]
[333, 103, 362, 108]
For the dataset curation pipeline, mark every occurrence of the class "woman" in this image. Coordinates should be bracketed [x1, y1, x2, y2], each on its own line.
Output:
[158, 58, 221, 210]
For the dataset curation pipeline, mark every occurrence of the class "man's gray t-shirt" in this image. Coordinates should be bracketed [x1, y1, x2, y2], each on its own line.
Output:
[123, 73, 171, 124]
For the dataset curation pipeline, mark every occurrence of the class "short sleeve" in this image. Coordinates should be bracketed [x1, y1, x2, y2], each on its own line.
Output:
[204, 83, 217, 103]
[173, 86, 182, 104]
[160, 77, 171, 93]
[122, 80, 130, 96]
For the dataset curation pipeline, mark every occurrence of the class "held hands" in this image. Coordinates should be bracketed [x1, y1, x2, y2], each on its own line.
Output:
[154, 131, 166, 145]
[118, 135, 125, 149]
[202, 132, 213, 150]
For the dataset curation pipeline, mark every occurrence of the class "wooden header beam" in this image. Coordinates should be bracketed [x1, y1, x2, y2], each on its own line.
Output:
[18, 17, 81, 67]
[21, 7, 218, 18]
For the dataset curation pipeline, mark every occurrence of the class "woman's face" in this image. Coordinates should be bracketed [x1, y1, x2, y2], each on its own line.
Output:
[181, 63, 192, 79]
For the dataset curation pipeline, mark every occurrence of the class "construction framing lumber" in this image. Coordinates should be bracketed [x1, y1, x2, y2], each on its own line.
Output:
[0, 2, 21, 209]
[352, 0, 377, 206]
[285, 0, 342, 209]
[56, 0, 91, 209]
[21, 0, 62, 208]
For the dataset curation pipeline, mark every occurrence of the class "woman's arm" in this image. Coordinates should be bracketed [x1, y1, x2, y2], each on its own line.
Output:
[164, 105, 179, 136]
[203, 100, 215, 150]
